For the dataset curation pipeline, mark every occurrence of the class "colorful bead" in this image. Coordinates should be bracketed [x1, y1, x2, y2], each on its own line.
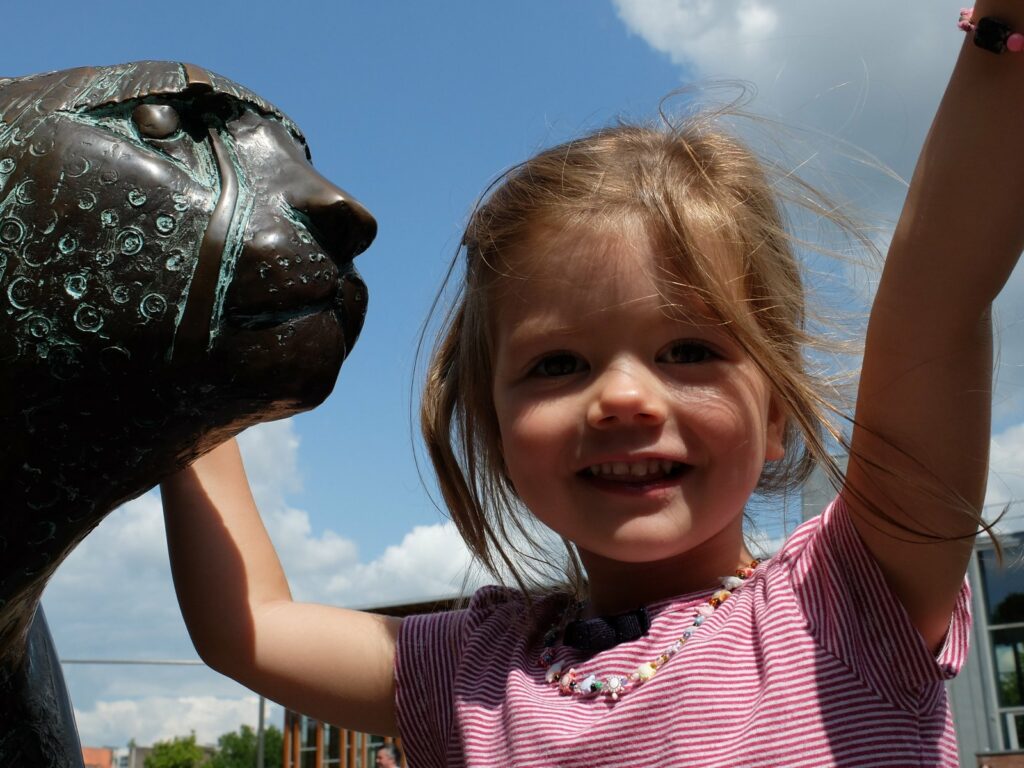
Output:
[606, 676, 624, 700]
[635, 662, 657, 681]
[722, 576, 743, 590]
[559, 668, 578, 693]
[545, 661, 563, 683]
[1009, 33, 1024, 53]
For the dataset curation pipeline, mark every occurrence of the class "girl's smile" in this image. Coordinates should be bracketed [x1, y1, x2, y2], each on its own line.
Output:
[490, 225, 786, 606]
[578, 458, 690, 496]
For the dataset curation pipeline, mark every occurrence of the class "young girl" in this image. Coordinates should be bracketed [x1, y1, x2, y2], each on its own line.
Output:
[161, 5, 1023, 765]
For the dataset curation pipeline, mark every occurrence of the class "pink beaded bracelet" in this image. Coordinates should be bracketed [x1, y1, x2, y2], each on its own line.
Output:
[960, 7, 1024, 53]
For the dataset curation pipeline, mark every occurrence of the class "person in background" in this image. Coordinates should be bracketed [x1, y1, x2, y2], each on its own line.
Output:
[375, 743, 401, 768]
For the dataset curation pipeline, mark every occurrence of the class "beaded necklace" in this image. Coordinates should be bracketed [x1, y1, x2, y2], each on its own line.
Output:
[539, 560, 759, 700]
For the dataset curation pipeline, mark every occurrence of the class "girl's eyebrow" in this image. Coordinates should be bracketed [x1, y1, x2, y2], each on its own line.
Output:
[500, 318, 584, 352]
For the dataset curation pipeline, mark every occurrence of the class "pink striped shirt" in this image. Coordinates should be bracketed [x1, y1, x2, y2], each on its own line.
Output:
[395, 498, 971, 766]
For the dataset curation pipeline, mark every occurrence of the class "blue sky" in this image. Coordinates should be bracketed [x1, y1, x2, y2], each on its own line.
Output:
[9, 0, 1023, 749]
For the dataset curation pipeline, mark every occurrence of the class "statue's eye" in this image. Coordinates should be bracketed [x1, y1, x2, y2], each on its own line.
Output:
[132, 104, 181, 139]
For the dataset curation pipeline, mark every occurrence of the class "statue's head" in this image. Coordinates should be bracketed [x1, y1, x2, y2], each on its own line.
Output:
[0, 62, 376, 627]
[0, 60, 375, 418]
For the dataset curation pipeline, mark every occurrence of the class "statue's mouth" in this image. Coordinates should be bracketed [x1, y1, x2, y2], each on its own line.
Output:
[223, 265, 367, 353]
[225, 302, 335, 331]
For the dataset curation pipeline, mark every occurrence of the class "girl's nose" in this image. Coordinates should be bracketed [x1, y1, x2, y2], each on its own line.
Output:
[586, 365, 667, 428]
[283, 165, 377, 262]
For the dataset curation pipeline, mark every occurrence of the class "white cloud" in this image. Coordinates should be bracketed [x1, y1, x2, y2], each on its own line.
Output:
[324, 521, 482, 607]
[73, 695, 282, 748]
[987, 421, 1024, 534]
[614, 0, 781, 70]
[44, 417, 475, 748]
[612, 0, 952, 170]
[238, 419, 303, 508]
[612, 0, 1024, 426]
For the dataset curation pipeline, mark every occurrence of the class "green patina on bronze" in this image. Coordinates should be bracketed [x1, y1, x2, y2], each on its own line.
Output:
[0, 61, 376, 767]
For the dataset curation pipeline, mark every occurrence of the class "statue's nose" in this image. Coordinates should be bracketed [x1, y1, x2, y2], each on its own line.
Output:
[283, 166, 377, 262]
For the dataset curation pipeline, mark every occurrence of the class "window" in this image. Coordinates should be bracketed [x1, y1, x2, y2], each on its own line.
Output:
[323, 724, 342, 767]
[299, 715, 318, 768]
[979, 543, 1024, 748]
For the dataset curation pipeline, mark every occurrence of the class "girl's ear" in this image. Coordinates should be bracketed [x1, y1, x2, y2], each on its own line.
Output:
[764, 394, 787, 462]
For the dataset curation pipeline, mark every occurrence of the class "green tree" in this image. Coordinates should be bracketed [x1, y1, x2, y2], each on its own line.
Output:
[208, 724, 284, 768]
[144, 733, 206, 768]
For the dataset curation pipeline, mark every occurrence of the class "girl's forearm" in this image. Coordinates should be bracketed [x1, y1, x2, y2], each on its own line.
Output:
[160, 437, 291, 669]
[161, 441, 402, 732]
[886, 1, 1024, 316]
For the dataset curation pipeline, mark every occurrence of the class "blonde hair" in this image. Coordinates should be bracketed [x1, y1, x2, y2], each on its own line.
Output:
[421, 114, 870, 599]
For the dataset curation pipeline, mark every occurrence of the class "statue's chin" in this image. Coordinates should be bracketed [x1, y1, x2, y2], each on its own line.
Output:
[212, 307, 351, 413]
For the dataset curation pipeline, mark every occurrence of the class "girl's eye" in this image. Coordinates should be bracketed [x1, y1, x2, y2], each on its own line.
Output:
[660, 341, 717, 365]
[529, 353, 585, 377]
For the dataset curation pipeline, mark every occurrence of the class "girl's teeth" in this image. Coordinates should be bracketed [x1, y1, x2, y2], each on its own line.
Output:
[587, 461, 680, 478]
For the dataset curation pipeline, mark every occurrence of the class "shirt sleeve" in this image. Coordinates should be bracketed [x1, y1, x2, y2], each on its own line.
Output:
[394, 586, 518, 767]
[784, 496, 972, 713]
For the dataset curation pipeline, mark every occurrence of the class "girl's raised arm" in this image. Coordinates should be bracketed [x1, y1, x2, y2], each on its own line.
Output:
[160, 438, 401, 735]
[844, 0, 1024, 651]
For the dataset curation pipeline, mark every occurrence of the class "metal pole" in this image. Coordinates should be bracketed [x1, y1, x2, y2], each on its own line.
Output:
[60, 659, 206, 666]
[60, 658, 271, 764]
[257, 695, 266, 768]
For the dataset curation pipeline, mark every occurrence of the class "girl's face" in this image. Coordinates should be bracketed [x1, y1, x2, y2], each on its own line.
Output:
[490, 226, 786, 571]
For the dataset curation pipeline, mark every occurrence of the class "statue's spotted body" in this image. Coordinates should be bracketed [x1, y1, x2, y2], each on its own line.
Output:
[0, 61, 376, 767]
